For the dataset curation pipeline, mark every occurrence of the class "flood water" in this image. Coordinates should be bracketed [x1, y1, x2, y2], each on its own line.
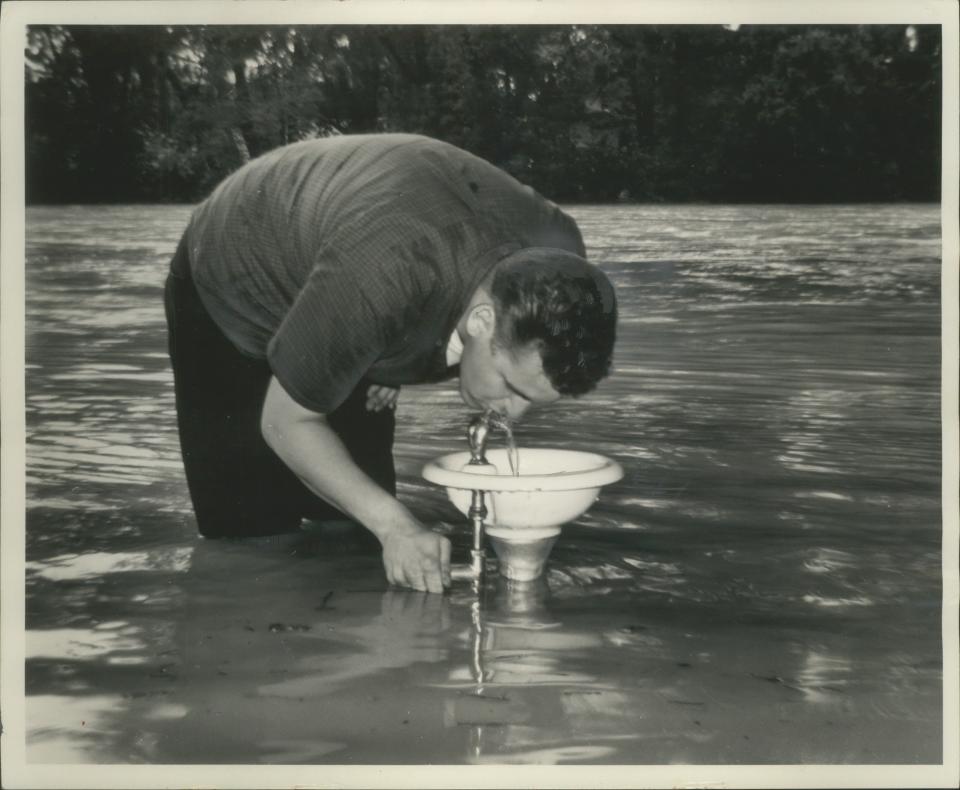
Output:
[22, 203, 943, 765]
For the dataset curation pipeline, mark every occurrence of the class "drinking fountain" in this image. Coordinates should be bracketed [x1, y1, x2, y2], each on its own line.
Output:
[422, 413, 623, 582]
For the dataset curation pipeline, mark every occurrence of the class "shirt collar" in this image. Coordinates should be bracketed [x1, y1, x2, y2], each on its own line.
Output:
[445, 329, 463, 366]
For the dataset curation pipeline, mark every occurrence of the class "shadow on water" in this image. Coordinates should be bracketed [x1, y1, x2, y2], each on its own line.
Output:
[23, 204, 943, 764]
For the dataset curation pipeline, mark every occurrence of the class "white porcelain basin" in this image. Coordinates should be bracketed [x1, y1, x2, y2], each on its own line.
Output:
[422, 448, 623, 529]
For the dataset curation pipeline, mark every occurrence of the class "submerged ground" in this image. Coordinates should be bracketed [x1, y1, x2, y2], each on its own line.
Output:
[21, 203, 943, 764]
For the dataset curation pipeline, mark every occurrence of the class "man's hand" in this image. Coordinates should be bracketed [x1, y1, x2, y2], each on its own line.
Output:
[380, 524, 452, 593]
[366, 384, 399, 412]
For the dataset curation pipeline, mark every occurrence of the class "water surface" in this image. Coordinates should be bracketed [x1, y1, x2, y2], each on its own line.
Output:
[23, 203, 943, 764]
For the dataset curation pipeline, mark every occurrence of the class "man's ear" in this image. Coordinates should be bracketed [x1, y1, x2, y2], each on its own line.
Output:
[465, 302, 496, 339]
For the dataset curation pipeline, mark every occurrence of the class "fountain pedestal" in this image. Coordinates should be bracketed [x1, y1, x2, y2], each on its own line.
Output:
[485, 527, 559, 582]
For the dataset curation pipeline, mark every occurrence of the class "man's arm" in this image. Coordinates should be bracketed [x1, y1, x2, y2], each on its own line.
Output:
[260, 376, 451, 593]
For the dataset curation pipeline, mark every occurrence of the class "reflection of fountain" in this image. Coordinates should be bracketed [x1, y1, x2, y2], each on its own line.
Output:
[450, 575, 556, 762]
[450, 575, 612, 763]
[423, 413, 623, 582]
[488, 575, 555, 628]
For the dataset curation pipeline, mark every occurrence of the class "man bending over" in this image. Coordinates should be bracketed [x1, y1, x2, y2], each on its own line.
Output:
[164, 133, 617, 594]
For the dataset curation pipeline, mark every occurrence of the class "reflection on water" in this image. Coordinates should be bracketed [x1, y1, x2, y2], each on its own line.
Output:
[23, 204, 942, 763]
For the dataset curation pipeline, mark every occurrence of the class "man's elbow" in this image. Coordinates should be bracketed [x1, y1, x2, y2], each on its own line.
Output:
[260, 381, 290, 452]
[260, 377, 328, 453]
[260, 404, 283, 452]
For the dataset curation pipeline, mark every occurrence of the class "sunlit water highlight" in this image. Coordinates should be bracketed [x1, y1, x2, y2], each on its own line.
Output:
[23, 203, 942, 764]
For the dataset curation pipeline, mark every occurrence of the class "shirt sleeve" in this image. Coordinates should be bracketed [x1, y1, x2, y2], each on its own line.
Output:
[266, 249, 398, 414]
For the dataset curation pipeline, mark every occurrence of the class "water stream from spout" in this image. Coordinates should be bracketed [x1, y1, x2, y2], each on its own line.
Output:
[486, 411, 520, 476]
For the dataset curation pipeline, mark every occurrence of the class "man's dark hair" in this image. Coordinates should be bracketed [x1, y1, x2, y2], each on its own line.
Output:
[490, 248, 617, 396]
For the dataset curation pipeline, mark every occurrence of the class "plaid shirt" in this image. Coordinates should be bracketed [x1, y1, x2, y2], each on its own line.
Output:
[179, 134, 585, 413]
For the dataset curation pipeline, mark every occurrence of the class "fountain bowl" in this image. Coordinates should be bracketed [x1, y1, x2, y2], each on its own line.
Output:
[422, 447, 623, 530]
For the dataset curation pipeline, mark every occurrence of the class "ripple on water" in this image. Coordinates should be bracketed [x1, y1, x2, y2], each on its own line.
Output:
[801, 594, 874, 608]
[26, 549, 193, 581]
[801, 548, 859, 574]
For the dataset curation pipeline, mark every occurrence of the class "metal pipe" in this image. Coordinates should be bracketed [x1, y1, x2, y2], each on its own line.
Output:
[452, 412, 496, 582]
[467, 488, 487, 582]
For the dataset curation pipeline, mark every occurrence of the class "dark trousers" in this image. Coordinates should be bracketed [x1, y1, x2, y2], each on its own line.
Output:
[163, 248, 397, 539]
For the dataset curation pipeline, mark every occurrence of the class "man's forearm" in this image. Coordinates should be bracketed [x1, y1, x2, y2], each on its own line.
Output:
[261, 376, 451, 592]
[260, 378, 415, 542]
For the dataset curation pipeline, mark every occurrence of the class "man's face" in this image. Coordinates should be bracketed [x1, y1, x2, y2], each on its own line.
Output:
[458, 307, 561, 421]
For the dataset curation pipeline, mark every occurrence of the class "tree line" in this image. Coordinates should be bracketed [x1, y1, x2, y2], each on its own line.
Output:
[24, 24, 941, 204]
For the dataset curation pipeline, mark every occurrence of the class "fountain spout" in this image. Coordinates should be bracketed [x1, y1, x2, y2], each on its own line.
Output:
[467, 412, 494, 465]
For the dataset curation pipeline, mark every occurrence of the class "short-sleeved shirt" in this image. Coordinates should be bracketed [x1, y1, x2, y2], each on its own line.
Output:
[177, 133, 585, 413]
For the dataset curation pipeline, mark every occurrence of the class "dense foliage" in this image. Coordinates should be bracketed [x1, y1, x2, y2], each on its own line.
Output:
[24, 24, 941, 204]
